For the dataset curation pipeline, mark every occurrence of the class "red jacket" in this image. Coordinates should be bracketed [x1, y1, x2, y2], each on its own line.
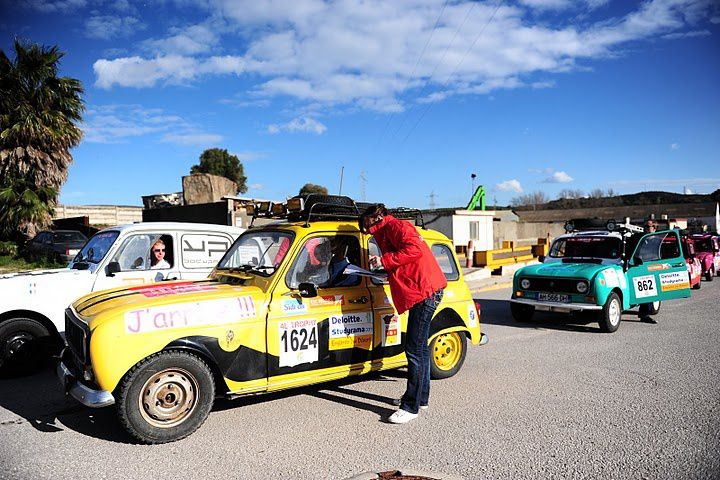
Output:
[369, 215, 447, 314]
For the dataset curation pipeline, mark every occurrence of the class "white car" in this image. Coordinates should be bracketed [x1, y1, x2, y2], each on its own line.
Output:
[0, 222, 243, 374]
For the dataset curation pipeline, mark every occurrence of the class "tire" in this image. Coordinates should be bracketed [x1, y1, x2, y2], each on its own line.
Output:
[705, 267, 714, 282]
[117, 351, 215, 444]
[598, 292, 622, 333]
[430, 332, 467, 379]
[0, 318, 52, 376]
[638, 301, 661, 316]
[510, 302, 535, 322]
[692, 280, 701, 290]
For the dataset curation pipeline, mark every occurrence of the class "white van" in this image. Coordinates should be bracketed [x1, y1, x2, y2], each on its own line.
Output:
[0, 222, 243, 373]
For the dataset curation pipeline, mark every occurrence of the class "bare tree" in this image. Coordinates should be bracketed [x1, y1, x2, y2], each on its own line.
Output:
[511, 191, 549, 210]
[589, 188, 605, 198]
[557, 189, 585, 200]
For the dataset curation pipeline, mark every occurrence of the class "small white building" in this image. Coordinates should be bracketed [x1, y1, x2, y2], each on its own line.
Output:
[422, 208, 495, 252]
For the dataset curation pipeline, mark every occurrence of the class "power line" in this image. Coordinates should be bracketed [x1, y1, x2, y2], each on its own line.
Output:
[400, 0, 503, 147]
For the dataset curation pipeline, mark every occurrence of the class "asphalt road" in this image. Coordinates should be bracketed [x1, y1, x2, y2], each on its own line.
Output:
[1, 282, 718, 479]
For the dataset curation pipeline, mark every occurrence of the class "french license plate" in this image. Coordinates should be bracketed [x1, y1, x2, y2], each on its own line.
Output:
[538, 292, 569, 303]
[68, 249, 79, 256]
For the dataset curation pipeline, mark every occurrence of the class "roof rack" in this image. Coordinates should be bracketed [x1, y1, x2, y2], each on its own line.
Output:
[244, 194, 427, 229]
[564, 218, 643, 235]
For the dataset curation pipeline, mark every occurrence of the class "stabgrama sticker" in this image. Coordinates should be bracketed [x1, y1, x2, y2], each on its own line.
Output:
[329, 312, 373, 350]
[659, 271, 690, 291]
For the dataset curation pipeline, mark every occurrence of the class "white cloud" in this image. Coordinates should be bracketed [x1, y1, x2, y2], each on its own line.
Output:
[529, 167, 555, 174]
[662, 29, 711, 40]
[19, 0, 87, 13]
[670, 143, 680, 150]
[85, 15, 146, 40]
[248, 183, 264, 190]
[234, 151, 268, 162]
[92, 0, 717, 113]
[82, 104, 222, 145]
[543, 171, 573, 183]
[267, 116, 327, 135]
[496, 179, 523, 193]
[161, 133, 223, 146]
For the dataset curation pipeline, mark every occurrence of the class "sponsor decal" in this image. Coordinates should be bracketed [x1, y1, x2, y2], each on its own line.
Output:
[467, 305, 478, 328]
[381, 314, 400, 347]
[281, 298, 308, 315]
[603, 269, 619, 288]
[278, 319, 318, 367]
[659, 271, 690, 291]
[632, 274, 657, 298]
[124, 296, 256, 334]
[648, 263, 670, 272]
[309, 295, 345, 307]
[329, 312, 373, 350]
[129, 281, 217, 298]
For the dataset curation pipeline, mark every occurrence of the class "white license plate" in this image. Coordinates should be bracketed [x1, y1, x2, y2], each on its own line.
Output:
[68, 249, 79, 256]
[538, 293, 569, 303]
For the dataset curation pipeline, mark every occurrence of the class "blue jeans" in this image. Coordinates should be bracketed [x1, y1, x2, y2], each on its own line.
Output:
[400, 289, 444, 414]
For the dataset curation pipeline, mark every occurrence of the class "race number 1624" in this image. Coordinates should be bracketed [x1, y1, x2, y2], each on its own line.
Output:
[278, 321, 318, 367]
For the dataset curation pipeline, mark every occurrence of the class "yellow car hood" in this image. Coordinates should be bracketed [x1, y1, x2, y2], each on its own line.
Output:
[73, 280, 264, 329]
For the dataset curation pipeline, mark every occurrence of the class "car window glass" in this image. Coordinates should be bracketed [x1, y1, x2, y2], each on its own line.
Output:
[635, 232, 678, 262]
[432, 244, 459, 281]
[112, 234, 173, 271]
[218, 231, 294, 276]
[54, 231, 86, 243]
[285, 235, 361, 289]
[368, 238, 388, 285]
[76, 231, 119, 264]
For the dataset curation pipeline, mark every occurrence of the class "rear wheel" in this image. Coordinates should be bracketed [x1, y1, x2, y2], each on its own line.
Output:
[598, 292, 622, 333]
[692, 279, 701, 290]
[638, 301, 661, 316]
[510, 302, 534, 322]
[430, 332, 467, 379]
[117, 351, 215, 444]
[0, 318, 53, 376]
[706, 267, 714, 282]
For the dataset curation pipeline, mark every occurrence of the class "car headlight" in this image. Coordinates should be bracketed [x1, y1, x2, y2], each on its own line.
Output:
[520, 278, 531, 290]
[576, 281, 588, 293]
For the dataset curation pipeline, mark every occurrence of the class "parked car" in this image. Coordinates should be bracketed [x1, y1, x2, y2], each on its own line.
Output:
[689, 233, 720, 281]
[0, 222, 243, 374]
[26, 230, 88, 263]
[58, 195, 488, 443]
[679, 234, 702, 290]
[510, 219, 692, 333]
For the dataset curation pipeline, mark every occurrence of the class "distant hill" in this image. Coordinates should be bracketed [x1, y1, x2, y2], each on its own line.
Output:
[514, 189, 720, 211]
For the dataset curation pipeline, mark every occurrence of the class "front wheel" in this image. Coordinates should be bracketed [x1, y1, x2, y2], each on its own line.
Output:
[430, 332, 467, 379]
[705, 268, 714, 282]
[0, 318, 53, 376]
[598, 292, 622, 333]
[117, 351, 215, 444]
[639, 301, 661, 316]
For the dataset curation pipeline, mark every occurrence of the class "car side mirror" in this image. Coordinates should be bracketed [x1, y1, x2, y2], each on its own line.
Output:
[106, 261, 121, 277]
[538, 255, 545, 263]
[297, 282, 318, 298]
[632, 256, 643, 266]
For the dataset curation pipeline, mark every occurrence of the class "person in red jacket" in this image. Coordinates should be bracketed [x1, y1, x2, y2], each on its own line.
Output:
[360, 203, 447, 424]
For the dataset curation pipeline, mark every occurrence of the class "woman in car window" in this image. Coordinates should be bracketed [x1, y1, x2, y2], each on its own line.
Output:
[150, 239, 170, 269]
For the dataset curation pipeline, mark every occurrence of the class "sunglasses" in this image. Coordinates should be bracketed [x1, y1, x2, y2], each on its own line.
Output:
[153, 248, 165, 253]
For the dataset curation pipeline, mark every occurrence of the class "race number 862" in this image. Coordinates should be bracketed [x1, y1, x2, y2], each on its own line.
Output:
[636, 278, 654, 291]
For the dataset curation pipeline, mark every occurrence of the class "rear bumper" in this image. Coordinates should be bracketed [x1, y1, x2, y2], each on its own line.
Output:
[56, 349, 115, 408]
[510, 298, 602, 312]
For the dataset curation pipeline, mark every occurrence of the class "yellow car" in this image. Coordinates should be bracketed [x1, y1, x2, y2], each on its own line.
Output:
[58, 195, 488, 444]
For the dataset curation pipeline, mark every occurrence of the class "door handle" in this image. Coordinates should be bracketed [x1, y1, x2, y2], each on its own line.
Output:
[349, 296, 368, 304]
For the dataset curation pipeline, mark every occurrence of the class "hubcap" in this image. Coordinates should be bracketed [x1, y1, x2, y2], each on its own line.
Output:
[433, 333, 461, 371]
[139, 368, 198, 428]
[3, 332, 34, 359]
[609, 299, 621, 326]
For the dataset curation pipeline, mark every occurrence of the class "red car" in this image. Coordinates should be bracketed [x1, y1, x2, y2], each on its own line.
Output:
[689, 233, 720, 281]
[680, 235, 702, 290]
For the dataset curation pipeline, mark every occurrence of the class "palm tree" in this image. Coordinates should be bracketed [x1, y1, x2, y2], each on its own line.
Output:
[0, 39, 84, 238]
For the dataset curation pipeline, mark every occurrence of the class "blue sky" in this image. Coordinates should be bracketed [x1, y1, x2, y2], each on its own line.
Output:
[1, 0, 719, 208]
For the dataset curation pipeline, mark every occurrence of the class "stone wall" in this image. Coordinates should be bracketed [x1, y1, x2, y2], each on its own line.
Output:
[54, 205, 142, 226]
[493, 221, 565, 249]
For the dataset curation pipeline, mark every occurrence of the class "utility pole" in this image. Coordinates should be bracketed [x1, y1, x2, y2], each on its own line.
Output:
[428, 191, 437, 209]
[338, 166, 344, 195]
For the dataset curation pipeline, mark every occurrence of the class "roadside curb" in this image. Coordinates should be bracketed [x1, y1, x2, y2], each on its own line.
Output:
[471, 281, 513, 293]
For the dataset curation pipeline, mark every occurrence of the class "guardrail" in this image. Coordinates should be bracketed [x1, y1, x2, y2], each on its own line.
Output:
[472, 238, 549, 269]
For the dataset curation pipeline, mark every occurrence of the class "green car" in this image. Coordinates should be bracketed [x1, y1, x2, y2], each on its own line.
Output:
[510, 220, 692, 332]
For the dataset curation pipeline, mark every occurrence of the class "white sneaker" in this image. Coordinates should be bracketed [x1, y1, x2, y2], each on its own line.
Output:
[388, 409, 418, 424]
[392, 398, 428, 410]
